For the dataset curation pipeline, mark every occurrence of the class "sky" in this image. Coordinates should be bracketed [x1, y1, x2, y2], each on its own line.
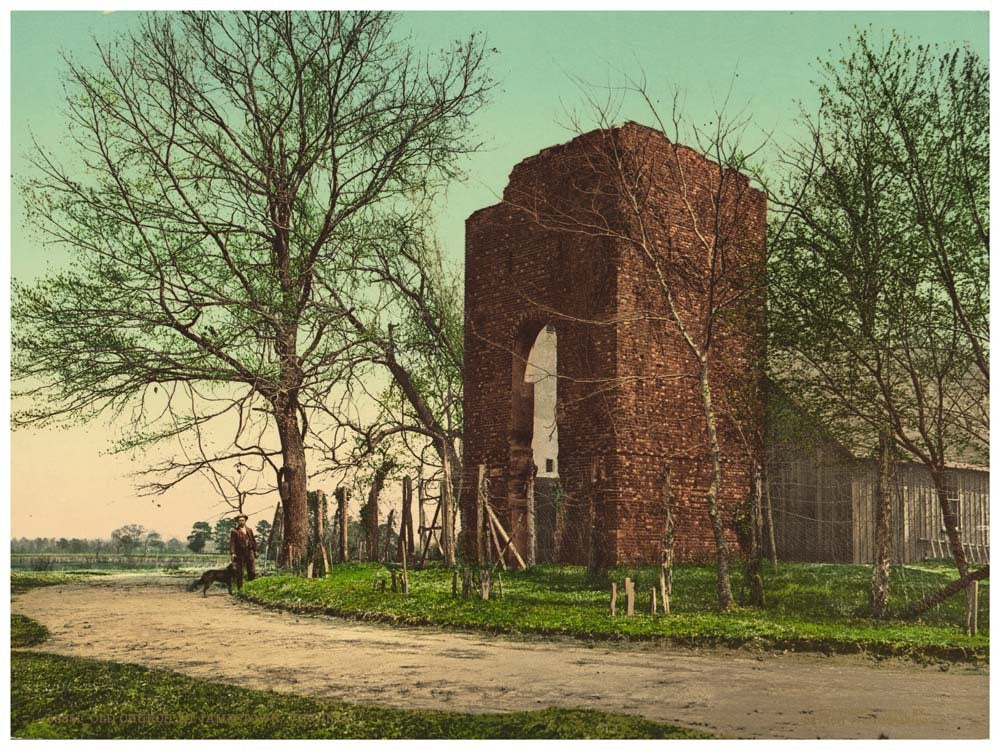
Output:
[8, 9, 990, 541]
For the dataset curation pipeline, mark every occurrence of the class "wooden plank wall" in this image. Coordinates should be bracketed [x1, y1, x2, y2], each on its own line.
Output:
[849, 463, 989, 564]
[769, 455, 854, 563]
[774, 459, 989, 565]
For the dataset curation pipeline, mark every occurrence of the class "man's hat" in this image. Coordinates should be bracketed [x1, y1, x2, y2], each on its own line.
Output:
[236, 514, 248, 521]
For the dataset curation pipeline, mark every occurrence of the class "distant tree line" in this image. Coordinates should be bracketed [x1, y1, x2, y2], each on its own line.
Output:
[185, 518, 273, 554]
[12, 526, 185, 555]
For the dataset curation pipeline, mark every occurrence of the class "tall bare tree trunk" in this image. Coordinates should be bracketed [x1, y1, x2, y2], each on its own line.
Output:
[745, 462, 765, 607]
[265, 502, 282, 562]
[699, 364, 733, 610]
[400, 476, 415, 559]
[930, 468, 969, 578]
[871, 431, 895, 619]
[336, 487, 349, 563]
[762, 461, 778, 571]
[906, 565, 989, 618]
[275, 403, 309, 568]
[660, 467, 676, 615]
[366, 465, 391, 563]
[310, 490, 330, 577]
[440, 445, 456, 566]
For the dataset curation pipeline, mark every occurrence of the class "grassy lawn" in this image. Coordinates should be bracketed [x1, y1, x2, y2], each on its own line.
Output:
[241, 561, 988, 661]
[12, 614, 50, 647]
[11, 648, 705, 738]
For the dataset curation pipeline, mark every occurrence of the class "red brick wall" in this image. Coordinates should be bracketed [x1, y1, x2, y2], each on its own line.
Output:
[462, 123, 766, 566]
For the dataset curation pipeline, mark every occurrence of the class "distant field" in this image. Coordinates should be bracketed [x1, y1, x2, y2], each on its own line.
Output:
[10, 553, 230, 571]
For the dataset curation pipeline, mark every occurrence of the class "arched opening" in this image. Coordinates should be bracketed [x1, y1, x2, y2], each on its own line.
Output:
[526, 324, 559, 479]
[510, 322, 560, 564]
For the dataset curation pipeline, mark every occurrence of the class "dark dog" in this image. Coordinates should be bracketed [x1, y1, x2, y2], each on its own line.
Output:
[187, 563, 237, 597]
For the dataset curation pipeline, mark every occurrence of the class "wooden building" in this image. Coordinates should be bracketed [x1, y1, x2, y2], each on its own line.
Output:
[766, 383, 989, 565]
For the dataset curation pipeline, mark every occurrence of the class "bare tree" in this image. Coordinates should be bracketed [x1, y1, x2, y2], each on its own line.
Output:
[13, 11, 492, 567]
[310, 216, 465, 497]
[769, 31, 988, 610]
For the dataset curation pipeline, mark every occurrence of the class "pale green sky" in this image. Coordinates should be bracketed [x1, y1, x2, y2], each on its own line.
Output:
[9, 10, 989, 539]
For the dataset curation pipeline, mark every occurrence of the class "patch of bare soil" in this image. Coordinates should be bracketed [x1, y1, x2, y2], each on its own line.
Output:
[12, 574, 988, 739]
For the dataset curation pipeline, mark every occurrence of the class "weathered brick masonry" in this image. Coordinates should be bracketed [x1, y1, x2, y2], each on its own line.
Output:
[462, 123, 766, 566]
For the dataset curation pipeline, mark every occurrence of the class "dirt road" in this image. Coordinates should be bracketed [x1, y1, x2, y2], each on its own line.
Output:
[13, 574, 988, 739]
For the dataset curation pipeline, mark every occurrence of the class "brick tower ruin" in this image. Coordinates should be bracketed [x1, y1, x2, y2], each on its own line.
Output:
[461, 123, 766, 567]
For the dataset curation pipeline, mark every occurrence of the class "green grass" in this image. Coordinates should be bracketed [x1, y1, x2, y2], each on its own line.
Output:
[10, 651, 708, 739]
[12, 614, 50, 647]
[11, 570, 110, 595]
[241, 561, 988, 662]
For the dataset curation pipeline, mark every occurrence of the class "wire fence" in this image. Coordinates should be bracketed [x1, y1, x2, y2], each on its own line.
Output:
[768, 457, 989, 566]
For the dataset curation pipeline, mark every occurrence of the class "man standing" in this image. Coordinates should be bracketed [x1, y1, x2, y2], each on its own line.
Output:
[229, 514, 258, 589]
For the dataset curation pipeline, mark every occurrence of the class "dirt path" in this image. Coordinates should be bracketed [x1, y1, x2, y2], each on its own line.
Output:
[13, 574, 988, 739]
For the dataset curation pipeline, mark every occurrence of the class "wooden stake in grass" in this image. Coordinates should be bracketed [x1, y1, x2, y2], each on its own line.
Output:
[480, 568, 491, 601]
[400, 534, 409, 596]
[485, 503, 527, 570]
[487, 507, 505, 569]
[610, 582, 618, 617]
[659, 566, 669, 616]
[650, 587, 657, 615]
[625, 577, 635, 617]
[462, 568, 472, 598]
[966, 581, 979, 636]
[382, 509, 396, 563]
[452, 569, 459, 597]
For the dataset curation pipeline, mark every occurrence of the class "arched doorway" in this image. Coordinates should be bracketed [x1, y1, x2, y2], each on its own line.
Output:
[510, 322, 559, 563]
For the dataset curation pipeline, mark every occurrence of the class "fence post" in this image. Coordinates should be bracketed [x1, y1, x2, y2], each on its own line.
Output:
[401, 476, 415, 560]
[417, 477, 429, 558]
[441, 449, 456, 566]
[382, 509, 395, 562]
[266, 501, 282, 562]
[966, 581, 979, 636]
[336, 487, 349, 563]
[480, 567, 491, 601]
[401, 532, 409, 595]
